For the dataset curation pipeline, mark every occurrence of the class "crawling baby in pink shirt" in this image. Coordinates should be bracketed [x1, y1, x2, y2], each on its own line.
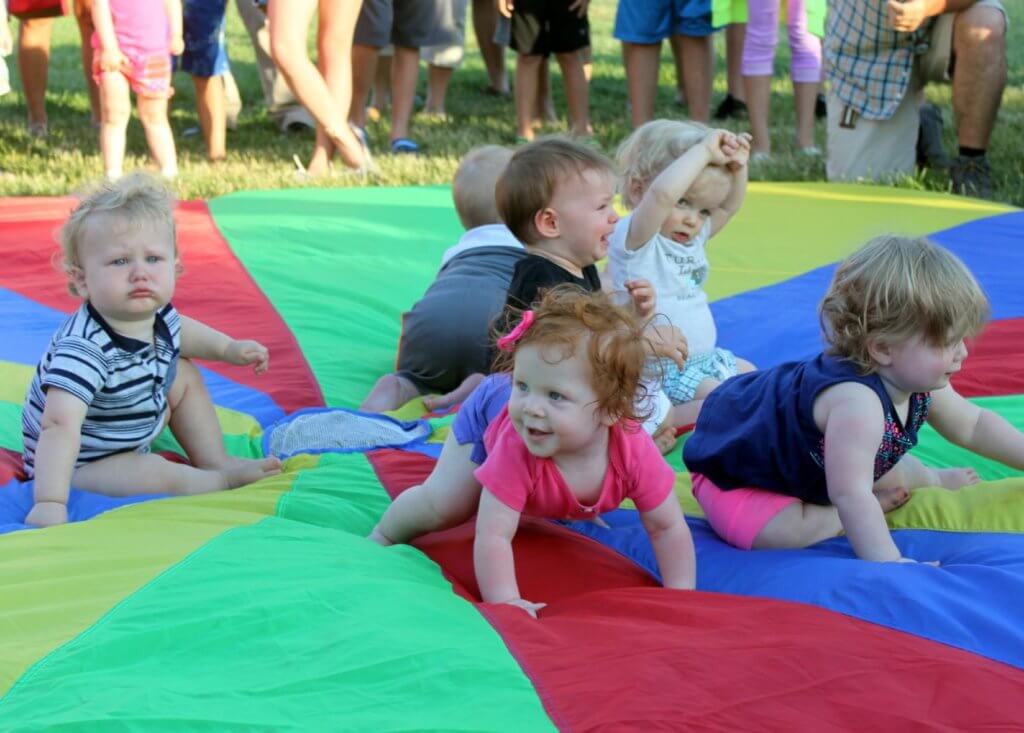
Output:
[370, 285, 696, 617]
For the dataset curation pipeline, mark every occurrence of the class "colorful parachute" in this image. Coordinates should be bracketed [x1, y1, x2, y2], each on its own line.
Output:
[1, 184, 1022, 729]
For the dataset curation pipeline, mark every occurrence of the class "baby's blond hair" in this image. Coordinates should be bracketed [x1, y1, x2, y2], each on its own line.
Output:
[616, 119, 709, 209]
[60, 173, 177, 296]
[820, 235, 990, 373]
[452, 145, 514, 230]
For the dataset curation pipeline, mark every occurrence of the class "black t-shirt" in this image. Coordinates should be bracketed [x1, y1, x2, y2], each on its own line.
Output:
[487, 255, 602, 371]
[504, 254, 601, 312]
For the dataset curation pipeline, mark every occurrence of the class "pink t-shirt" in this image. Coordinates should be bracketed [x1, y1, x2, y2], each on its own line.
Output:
[92, 0, 170, 57]
[474, 407, 676, 519]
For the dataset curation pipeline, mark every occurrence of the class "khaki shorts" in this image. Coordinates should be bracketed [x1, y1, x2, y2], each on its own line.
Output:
[826, 0, 1006, 183]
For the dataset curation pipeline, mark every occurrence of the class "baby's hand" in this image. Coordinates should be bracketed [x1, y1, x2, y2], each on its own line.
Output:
[702, 129, 736, 166]
[725, 133, 752, 170]
[26, 501, 68, 528]
[224, 339, 270, 373]
[624, 278, 656, 320]
[170, 34, 185, 56]
[98, 46, 129, 73]
[502, 598, 547, 618]
[646, 323, 689, 368]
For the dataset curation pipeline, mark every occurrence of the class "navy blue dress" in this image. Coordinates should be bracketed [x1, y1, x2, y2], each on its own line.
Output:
[683, 354, 931, 505]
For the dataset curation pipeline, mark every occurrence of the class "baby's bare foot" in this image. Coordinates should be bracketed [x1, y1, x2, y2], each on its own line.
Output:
[221, 456, 282, 489]
[874, 485, 911, 513]
[935, 467, 980, 490]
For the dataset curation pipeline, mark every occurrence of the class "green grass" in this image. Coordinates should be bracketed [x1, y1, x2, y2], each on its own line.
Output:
[0, 0, 1021, 203]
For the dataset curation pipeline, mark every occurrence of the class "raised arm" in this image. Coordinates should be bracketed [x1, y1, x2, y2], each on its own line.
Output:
[474, 488, 545, 617]
[26, 389, 89, 527]
[928, 385, 1024, 471]
[180, 316, 269, 373]
[640, 494, 696, 590]
[626, 144, 713, 251]
[823, 385, 903, 562]
[708, 135, 750, 237]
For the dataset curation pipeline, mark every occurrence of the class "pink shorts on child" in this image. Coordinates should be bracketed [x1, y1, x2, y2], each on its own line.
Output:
[92, 49, 173, 99]
[691, 473, 799, 550]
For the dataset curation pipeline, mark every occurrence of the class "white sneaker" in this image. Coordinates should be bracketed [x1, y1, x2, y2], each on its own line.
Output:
[278, 106, 315, 133]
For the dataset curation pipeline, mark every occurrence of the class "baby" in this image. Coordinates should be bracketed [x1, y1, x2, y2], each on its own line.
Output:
[361, 145, 524, 413]
[22, 173, 281, 528]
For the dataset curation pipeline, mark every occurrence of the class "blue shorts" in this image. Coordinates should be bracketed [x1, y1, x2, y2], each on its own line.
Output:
[179, 0, 230, 78]
[450, 373, 512, 465]
[614, 0, 714, 41]
[662, 348, 738, 404]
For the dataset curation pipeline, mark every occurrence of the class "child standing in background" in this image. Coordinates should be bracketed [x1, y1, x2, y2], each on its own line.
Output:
[742, 0, 823, 159]
[92, 0, 182, 179]
[684, 235, 1024, 563]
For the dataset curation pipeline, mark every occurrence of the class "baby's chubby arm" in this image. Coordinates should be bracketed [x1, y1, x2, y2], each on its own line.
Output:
[474, 488, 546, 618]
[640, 494, 696, 589]
[26, 389, 90, 528]
[821, 384, 903, 562]
[626, 137, 717, 252]
[180, 316, 270, 374]
[928, 385, 1024, 471]
[709, 134, 751, 237]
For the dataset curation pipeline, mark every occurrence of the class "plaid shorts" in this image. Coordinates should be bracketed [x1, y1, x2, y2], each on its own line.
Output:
[661, 348, 738, 404]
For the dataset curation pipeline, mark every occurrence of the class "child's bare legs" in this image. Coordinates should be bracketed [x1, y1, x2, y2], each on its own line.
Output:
[369, 432, 481, 545]
[745, 74, 772, 154]
[270, 0, 364, 170]
[554, 50, 590, 137]
[676, 33, 712, 123]
[533, 58, 555, 127]
[360, 373, 421, 412]
[73, 0, 101, 125]
[514, 52, 542, 140]
[18, 17, 53, 134]
[751, 454, 976, 551]
[876, 454, 980, 493]
[753, 501, 843, 549]
[137, 94, 177, 178]
[425, 64, 453, 116]
[166, 358, 282, 478]
[793, 80, 819, 150]
[621, 41, 659, 127]
[98, 71, 131, 178]
[192, 74, 227, 161]
[69, 360, 281, 496]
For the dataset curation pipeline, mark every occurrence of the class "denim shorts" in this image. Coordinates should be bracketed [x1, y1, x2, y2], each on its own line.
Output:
[614, 0, 714, 41]
[179, 0, 230, 77]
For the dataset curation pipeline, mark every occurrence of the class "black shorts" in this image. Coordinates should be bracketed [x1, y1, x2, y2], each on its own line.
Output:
[510, 0, 590, 56]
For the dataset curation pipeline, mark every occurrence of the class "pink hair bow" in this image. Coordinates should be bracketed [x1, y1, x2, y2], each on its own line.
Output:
[497, 310, 535, 351]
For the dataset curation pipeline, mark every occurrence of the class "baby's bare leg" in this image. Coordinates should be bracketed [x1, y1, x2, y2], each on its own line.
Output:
[876, 454, 980, 493]
[71, 450, 266, 497]
[360, 373, 421, 412]
[167, 358, 282, 476]
[369, 432, 482, 545]
[753, 501, 843, 549]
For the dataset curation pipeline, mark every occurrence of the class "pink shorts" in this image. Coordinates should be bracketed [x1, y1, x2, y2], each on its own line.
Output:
[92, 48, 173, 99]
[691, 473, 799, 550]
